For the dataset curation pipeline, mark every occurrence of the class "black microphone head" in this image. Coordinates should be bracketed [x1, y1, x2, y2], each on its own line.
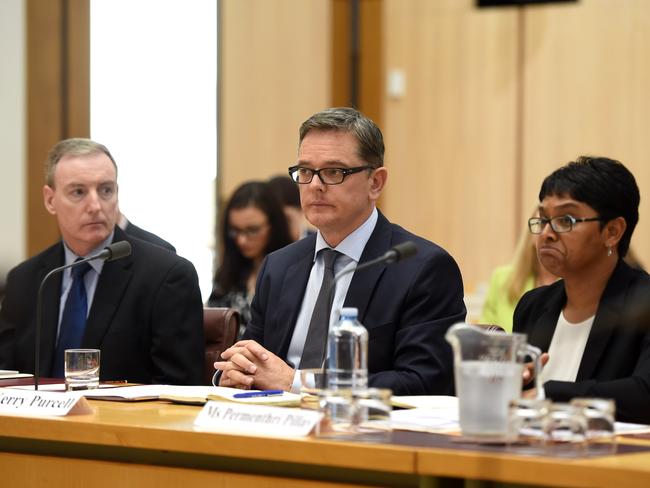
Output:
[390, 241, 418, 263]
[105, 241, 132, 261]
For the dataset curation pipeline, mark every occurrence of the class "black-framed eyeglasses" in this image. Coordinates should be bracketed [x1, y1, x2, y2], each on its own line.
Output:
[288, 165, 374, 185]
[528, 215, 603, 234]
[228, 223, 269, 240]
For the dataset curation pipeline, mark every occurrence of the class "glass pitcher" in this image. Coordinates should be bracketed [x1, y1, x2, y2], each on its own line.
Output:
[446, 323, 542, 441]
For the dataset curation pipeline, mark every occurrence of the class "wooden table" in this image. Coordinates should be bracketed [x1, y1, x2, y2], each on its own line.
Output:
[0, 398, 649, 487]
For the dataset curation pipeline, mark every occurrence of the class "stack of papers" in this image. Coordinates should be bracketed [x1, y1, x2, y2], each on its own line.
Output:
[79, 385, 302, 407]
[0, 370, 33, 380]
[390, 396, 460, 433]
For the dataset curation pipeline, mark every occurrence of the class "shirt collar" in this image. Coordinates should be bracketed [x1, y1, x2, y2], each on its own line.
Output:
[313, 207, 378, 263]
[63, 230, 115, 274]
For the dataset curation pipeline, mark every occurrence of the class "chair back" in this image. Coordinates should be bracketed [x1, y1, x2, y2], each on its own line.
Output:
[203, 307, 239, 385]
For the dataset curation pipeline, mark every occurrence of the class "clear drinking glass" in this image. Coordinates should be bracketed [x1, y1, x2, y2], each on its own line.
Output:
[299, 368, 328, 410]
[543, 403, 587, 448]
[64, 348, 100, 391]
[350, 388, 392, 436]
[570, 398, 616, 445]
[508, 398, 551, 444]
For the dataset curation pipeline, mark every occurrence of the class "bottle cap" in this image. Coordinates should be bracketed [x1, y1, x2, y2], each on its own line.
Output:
[340, 307, 358, 318]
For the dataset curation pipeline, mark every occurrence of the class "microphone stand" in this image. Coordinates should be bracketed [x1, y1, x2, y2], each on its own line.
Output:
[34, 241, 131, 390]
[318, 241, 419, 372]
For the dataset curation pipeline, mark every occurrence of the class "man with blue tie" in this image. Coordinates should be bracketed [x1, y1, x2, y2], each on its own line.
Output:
[0, 138, 204, 384]
[215, 107, 466, 395]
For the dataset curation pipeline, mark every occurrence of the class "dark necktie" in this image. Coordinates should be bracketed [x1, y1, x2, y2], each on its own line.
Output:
[52, 261, 92, 377]
[300, 248, 339, 368]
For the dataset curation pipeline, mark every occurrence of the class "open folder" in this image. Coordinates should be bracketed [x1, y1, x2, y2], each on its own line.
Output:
[79, 385, 302, 407]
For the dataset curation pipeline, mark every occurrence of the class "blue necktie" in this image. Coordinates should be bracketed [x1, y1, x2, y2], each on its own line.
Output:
[52, 261, 91, 377]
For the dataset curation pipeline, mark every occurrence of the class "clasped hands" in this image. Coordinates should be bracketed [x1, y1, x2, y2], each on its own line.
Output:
[214, 340, 295, 391]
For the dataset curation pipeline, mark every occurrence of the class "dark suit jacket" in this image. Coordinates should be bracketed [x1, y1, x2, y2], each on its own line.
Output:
[245, 211, 466, 395]
[0, 227, 204, 385]
[123, 221, 176, 253]
[514, 260, 650, 423]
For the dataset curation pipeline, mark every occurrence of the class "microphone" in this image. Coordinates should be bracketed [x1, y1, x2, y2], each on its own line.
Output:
[333, 241, 418, 283]
[34, 240, 132, 390]
[313, 241, 418, 370]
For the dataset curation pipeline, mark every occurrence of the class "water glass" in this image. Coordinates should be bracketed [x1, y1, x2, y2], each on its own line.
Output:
[299, 368, 328, 410]
[570, 398, 616, 443]
[508, 398, 550, 443]
[65, 348, 100, 391]
[350, 388, 392, 435]
[543, 403, 587, 446]
[316, 388, 354, 435]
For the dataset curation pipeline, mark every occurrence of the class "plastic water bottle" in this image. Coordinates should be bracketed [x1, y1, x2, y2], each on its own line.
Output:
[326, 307, 368, 390]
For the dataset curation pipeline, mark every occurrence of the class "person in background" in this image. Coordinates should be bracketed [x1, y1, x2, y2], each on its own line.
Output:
[268, 175, 313, 241]
[215, 107, 466, 395]
[0, 138, 204, 384]
[514, 156, 650, 423]
[480, 215, 557, 332]
[207, 181, 292, 338]
[118, 210, 176, 252]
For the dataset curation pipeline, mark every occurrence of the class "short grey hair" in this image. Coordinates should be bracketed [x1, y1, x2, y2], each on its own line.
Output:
[45, 138, 117, 187]
[299, 107, 384, 167]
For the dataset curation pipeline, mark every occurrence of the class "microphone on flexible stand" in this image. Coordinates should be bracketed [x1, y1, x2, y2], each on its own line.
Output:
[333, 241, 418, 284]
[34, 240, 132, 390]
[316, 241, 419, 369]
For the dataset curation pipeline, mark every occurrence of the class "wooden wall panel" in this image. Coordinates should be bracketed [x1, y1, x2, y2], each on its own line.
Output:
[27, 0, 65, 256]
[522, 0, 650, 268]
[219, 0, 331, 199]
[381, 0, 519, 289]
[26, 0, 89, 257]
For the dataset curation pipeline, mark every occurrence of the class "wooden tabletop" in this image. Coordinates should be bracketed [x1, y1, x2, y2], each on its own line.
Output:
[1, 397, 650, 487]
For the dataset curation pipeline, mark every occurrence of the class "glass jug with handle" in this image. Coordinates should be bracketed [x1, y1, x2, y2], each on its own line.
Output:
[445, 323, 543, 441]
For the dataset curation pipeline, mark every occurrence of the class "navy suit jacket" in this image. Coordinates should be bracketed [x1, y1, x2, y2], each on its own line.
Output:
[244, 211, 466, 395]
[514, 260, 650, 423]
[0, 227, 204, 385]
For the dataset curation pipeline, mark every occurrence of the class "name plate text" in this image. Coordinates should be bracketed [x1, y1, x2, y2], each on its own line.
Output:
[195, 400, 321, 437]
[0, 389, 93, 416]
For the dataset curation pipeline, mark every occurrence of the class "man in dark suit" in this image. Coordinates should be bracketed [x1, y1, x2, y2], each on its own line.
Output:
[215, 107, 465, 395]
[0, 138, 203, 384]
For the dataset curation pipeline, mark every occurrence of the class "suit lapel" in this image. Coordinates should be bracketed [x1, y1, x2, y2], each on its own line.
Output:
[528, 283, 566, 353]
[577, 261, 630, 380]
[343, 213, 391, 323]
[37, 245, 65, 375]
[82, 231, 134, 348]
[270, 244, 315, 359]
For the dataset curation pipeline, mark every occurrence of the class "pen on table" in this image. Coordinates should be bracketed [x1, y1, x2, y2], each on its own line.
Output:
[233, 389, 284, 399]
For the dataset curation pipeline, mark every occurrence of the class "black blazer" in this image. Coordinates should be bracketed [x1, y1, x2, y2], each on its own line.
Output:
[514, 260, 650, 423]
[123, 221, 176, 253]
[245, 211, 466, 395]
[0, 227, 204, 385]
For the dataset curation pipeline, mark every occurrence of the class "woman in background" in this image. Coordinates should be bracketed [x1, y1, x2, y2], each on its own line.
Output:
[208, 181, 292, 338]
[480, 219, 557, 332]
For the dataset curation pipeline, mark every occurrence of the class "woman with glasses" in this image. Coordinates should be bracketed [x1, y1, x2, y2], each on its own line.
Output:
[514, 156, 650, 423]
[208, 181, 292, 338]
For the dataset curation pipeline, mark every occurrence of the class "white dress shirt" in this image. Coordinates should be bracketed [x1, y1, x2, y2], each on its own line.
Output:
[539, 310, 595, 385]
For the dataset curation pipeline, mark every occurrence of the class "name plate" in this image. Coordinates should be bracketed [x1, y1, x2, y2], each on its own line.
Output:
[195, 400, 322, 437]
[0, 389, 93, 416]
